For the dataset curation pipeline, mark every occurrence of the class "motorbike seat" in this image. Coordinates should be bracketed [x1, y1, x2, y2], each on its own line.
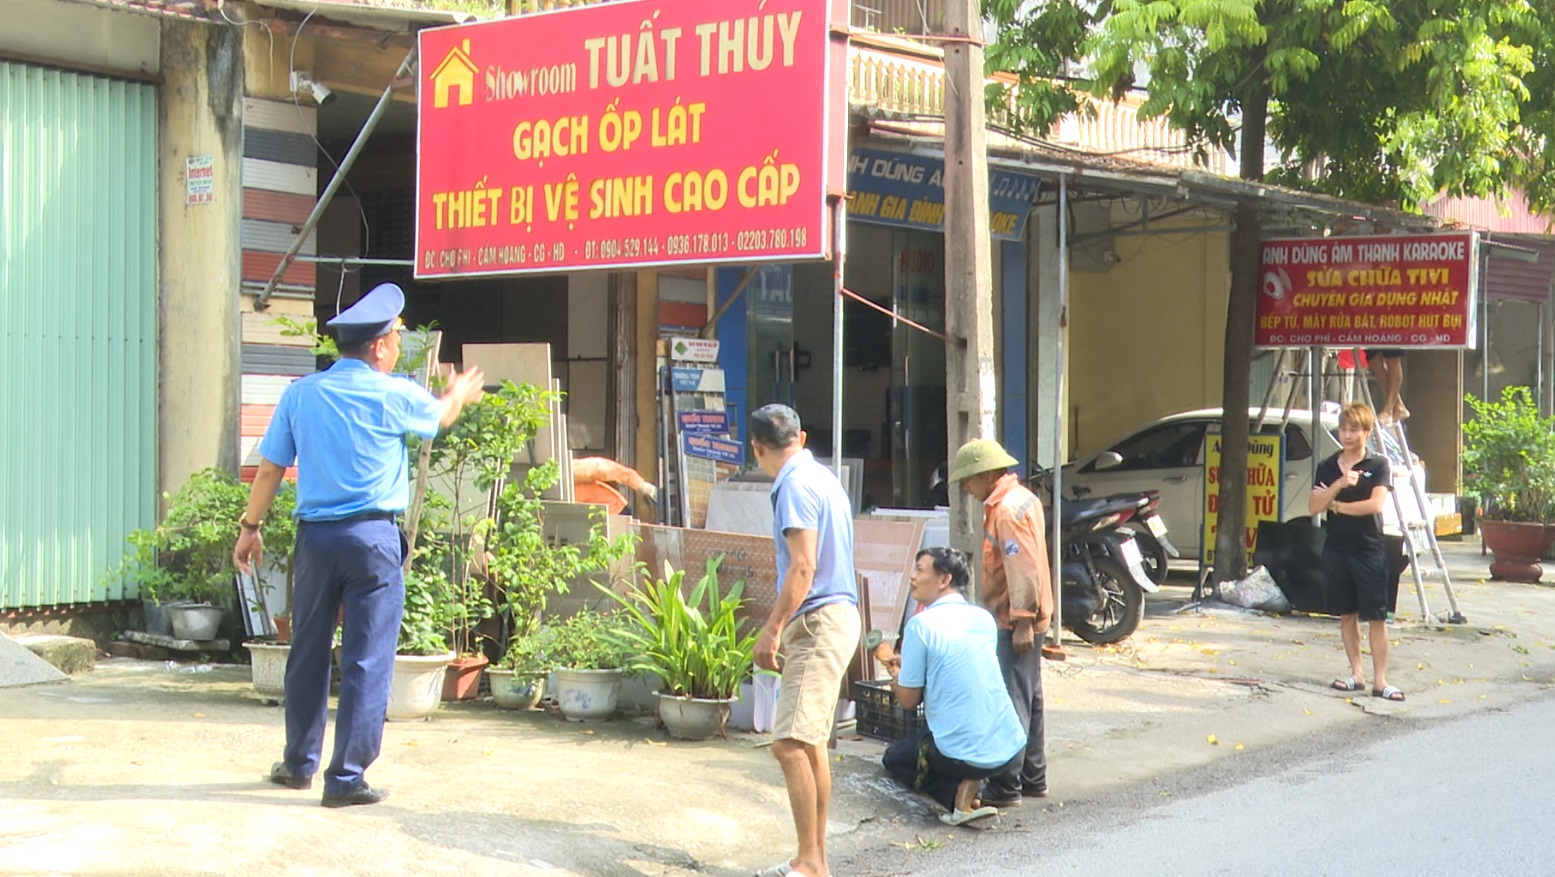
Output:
[1057, 496, 1136, 528]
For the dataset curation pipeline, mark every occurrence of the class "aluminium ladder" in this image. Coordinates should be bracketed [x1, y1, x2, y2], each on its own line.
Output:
[1350, 350, 1466, 624]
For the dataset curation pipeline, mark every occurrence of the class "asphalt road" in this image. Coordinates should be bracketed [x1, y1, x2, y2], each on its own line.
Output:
[844, 689, 1555, 877]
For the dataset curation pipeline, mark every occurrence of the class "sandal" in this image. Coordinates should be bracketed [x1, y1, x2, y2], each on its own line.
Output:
[754, 864, 793, 877]
[1330, 676, 1365, 692]
[940, 805, 998, 826]
[1372, 685, 1406, 701]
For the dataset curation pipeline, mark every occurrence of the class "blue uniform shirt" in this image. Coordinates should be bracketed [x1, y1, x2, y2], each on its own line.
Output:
[897, 592, 1026, 769]
[258, 359, 441, 521]
[770, 449, 857, 616]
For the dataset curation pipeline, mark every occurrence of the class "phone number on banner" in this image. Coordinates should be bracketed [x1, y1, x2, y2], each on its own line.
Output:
[441, 226, 815, 272]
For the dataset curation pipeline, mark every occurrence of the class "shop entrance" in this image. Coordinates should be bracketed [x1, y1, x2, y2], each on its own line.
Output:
[733, 224, 947, 509]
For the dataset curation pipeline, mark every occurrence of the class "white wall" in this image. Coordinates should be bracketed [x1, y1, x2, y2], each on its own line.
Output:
[1, 0, 160, 75]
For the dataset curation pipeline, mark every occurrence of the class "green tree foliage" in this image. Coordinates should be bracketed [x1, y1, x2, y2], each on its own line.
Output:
[984, 0, 1555, 576]
[989, 1, 1552, 210]
[1462, 387, 1555, 523]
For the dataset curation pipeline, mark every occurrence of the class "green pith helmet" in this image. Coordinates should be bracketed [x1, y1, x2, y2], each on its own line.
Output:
[949, 438, 1019, 483]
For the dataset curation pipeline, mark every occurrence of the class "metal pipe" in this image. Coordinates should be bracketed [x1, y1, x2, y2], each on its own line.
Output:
[1310, 346, 1321, 520]
[254, 47, 418, 311]
[831, 197, 846, 481]
[293, 256, 417, 266]
[1050, 173, 1068, 647]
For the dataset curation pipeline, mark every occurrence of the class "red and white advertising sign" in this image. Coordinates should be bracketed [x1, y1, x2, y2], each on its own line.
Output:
[1256, 233, 1480, 349]
[415, 0, 847, 279]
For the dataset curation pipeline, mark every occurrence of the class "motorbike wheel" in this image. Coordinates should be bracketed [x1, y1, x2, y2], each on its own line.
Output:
[1069, 556, 1145, 645]
[1122, 524, 1171, 586]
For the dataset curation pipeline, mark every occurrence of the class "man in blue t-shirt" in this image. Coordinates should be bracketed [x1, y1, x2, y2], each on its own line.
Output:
[882, 547, 1026, 827]
[750, 404, 860, 877]
[233, 283, 485, 808]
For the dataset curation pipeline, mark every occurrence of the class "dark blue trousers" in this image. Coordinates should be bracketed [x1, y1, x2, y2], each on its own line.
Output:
[282, 518, 405, 797]
[882, 728, 1007, 812]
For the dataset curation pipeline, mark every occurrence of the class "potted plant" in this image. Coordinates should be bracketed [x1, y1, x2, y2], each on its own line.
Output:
[1462, 386, 1555, 582]
[106, 468, 296, 642]
[387, 558, 455, 721]
[602, 556, 758, 740]
[487, 627, 551, 710]
[547, 609, 632, 721]
[482, 457, 637, 704]
[420, 382, 558, 700]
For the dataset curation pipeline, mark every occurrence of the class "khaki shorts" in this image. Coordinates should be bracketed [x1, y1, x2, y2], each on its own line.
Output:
[773, 601, 861, 746]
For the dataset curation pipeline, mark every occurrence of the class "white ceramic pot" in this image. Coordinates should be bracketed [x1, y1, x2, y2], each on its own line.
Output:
[656, 692, 733, 741]
[245, 642, 290, 705]
[554, 667, 623, 721]
[386, 651, 453, 721]
[487, 668, 546, 710]
[170, 604, 224, 641]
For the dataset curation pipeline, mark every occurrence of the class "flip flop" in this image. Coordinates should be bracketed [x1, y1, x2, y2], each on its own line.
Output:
[1372, 685, 1406, 701]
[939, 805, 998, 826]
[1331, 676, 1365, 692]
[754, 866, 826, 877]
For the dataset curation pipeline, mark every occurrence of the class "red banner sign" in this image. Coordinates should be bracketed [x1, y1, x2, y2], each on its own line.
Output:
[415, 0, 846, 279]
[1256, 233, 1480, 349]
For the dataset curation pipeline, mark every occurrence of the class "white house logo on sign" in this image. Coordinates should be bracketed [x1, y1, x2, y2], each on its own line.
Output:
[186, 155, 215, 206]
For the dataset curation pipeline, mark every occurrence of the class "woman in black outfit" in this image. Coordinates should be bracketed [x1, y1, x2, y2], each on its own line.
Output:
[1309, 402, 1405, 701]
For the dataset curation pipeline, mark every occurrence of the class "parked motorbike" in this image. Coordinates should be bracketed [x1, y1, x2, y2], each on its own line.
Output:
[1064, 483, 1180, 586]
[1027, 469, 1158, 644]
[1116, 490, 1181, 586]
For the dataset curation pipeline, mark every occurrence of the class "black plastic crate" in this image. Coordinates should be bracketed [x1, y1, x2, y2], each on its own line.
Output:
[853, 679, 925, 742]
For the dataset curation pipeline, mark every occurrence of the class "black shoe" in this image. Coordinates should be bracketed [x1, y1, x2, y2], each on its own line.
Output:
[267, 762, 311, 790]
[321, 783, 389, 808]
[979, 789, 1023, 808]
[1022, 782, 1049, 798]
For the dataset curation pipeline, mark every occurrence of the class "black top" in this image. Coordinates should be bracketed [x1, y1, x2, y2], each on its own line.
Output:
[1314, 452, 1392, 549]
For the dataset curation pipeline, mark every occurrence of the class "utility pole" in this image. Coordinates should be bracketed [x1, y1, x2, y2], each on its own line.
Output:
[943, 0, 997, 565]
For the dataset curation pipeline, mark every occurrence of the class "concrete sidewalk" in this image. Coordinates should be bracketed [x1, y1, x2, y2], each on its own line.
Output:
[3, 537, 1552, 877]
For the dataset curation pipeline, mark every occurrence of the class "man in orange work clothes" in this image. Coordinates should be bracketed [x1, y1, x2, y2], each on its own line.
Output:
[571, 456, 657, 516]
[948, 438, 1055, 810]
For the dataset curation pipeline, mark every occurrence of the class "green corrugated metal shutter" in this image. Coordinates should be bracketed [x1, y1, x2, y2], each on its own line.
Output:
[1, 62, 157, 609]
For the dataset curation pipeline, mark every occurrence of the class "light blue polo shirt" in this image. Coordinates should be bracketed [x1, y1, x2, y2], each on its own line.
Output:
[258, 358, 441, 521]
[770, 449, 857, 616]
[897, 592, 1026, 769]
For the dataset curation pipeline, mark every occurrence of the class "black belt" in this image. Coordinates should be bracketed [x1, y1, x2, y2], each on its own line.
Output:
[302, 511, 400, 525]
[349, 511, 399, 523]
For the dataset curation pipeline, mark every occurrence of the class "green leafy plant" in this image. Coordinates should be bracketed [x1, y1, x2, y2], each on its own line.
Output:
[498, 626, 554, 675]
[106, 469, 297, 605]
[399, 555, 454, 657]
[601, 556, 758, 701]
[399, 381, 562, 657]
[484, 460, 637, 642]
[269, 315, 338, 361]
[545, 609, 631, 671]
[1462, 386, 1555, 523]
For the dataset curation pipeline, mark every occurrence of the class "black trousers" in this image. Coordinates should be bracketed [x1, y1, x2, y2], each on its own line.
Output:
[986, 629, 1046, 796]
[883, 728, 1006, 811]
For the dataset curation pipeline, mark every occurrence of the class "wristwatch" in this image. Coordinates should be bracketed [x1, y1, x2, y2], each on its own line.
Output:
[238, 513, 263, 532]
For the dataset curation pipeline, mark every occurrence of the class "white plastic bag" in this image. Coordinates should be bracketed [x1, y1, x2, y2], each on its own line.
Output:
[1218, 565, 1290, 614]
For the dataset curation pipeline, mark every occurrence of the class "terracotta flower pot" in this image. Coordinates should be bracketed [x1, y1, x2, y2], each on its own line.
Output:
[443, 654, 491, 701]
[1479, 520, 1555, 583]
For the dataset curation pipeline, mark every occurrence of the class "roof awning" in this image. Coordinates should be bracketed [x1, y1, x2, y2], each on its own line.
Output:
[247, 0, 475, 30]
[860, 115, 1439, 234]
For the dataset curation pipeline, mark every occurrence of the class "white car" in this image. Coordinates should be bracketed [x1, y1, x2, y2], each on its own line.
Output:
[1061, 408, 1344, 558]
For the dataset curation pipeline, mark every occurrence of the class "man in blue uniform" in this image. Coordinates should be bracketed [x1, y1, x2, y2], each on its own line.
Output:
[233, 282, 485, 807]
